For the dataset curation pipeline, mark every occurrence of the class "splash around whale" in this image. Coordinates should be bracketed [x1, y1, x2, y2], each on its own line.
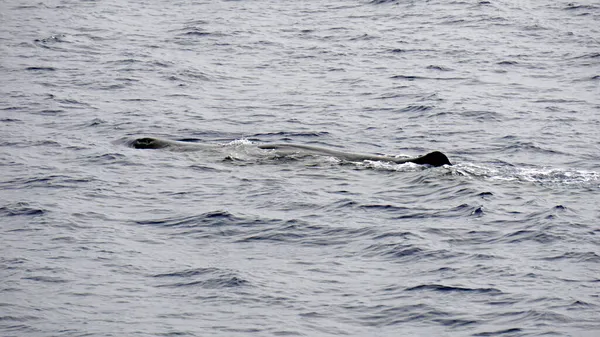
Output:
[129, 137, 452, 167]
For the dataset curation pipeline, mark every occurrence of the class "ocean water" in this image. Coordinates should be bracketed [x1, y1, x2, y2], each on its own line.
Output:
[1, 0, 599, 336]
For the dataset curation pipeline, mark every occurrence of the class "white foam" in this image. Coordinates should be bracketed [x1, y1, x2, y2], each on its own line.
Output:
[454, 163, 600, 187]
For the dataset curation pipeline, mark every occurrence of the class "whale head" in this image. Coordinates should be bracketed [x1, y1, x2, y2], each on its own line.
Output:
[412, 151, 452, 167]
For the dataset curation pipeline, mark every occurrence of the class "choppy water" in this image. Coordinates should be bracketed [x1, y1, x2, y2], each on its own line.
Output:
[1, 0, 599, 336]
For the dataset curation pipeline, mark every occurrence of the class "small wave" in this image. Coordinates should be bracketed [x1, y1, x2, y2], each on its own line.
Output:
[499, 229, 563, 244]
[364, 242, 463, 262]
[136, 210, 243, 228]
[153, 267, 220, 278]
[427, 65, 453, 71]
[87, 153, 127, 164]
[23, 275, 69, 283]
[541, 251, 600, 263]
[390, 75, 425, 81]
[398, 105, 433, 112]
[473, 328, 523, 336]
[0, 202, 45, 217]
[153, 267, 249, 289]
[181, 30, 212, 37]
[0, 315, 40, 322]
[235, 220, 373, 246]
[497, 60, 518, 65]
[1, 175, 93, 190]
[406, 284, 502, 294]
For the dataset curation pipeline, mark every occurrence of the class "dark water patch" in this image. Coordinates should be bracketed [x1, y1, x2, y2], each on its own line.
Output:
[178, 69, 212, 81]
[567, 300, 597, 309]
[236, 221, 373, 246]
[364, 243, 422, 259]
[53, 98, 92, 109]
[443, 203, 486, 218]
[375, 92, 409, 100]
[181, 29, 213, 37]
[1, 106, 26, 111]
[108, 58, 142, 65]
[369, 0, 402, 4]
[497, 61, 518, 65]
[500, 229, 562, 244]
[397, 105, 433, 112]
[153, 268, 221, 278]
[25, 66, 56, 71]
[324, 198, 359, 210]
[497, 140, 565, 155]
[0, 315, 40, 322]
[434, 317, 478, 328]
[98, 83, 128, 90]
[406, 284, 502, 294]
[364, 242, 463, 262]
[34, 34, 67, 44]
[459, 110, 503, 121]
[473, 328, 523, 336]
[1, 175, 92, 190]
[348, 33, 378, 41]
[88, 153, 127, 163]
[372, 231, 419, 240]
[120, 98, 158, 102]
[427, 65, 453, 71]
[23, 275, 69, 283]
[156, 276, 248, 288]
[496, 309, 572, 325]
[34, 109, 65, 116]
[390, 75, 426, 81]
[359, 204, 410, 212]
[570, 52, 600, 59]
[564, 4, 598, 11]
[446, 230, 503, 246]
[135, 211, 323, 240]
[136, 210, 245, 228]
[235, 227, 305, 243]
[354, 303, 470, 328]
[0, 202, 46, 217]
[189, 164, 221, 172]
[391, 74, 465, 81]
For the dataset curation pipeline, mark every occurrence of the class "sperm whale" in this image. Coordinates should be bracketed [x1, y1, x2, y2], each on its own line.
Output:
[130, 137, 451, 167]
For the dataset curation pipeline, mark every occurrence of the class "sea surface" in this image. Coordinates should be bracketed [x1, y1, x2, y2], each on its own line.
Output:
[1, 0, 599, 336]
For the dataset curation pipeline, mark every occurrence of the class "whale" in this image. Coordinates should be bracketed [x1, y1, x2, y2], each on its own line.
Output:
[129, 137, 451, 167]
